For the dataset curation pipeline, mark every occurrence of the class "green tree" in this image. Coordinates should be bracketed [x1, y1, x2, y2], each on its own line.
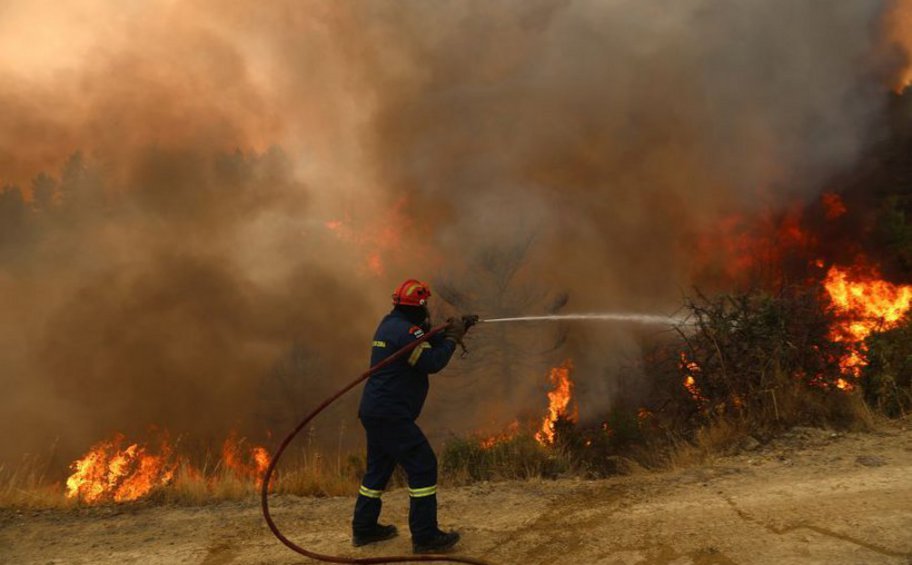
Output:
[863, 317, 912, 417]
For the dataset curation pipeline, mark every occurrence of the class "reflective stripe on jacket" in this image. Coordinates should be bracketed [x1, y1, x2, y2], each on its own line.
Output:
[358, 310, 456, 420]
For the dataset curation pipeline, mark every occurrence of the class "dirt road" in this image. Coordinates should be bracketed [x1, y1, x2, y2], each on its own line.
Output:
[2, 424, 911, 565]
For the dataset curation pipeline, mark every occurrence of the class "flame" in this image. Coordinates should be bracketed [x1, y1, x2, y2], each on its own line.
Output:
[253, 446, 270, 474]
[323, 217, 391, 275]
[66, 431, 270, 504]
[221, 433, 272, 487]
[692, 205, 811, 287]
[535, 360, 577, 445]
[65, 433, 176, 503]
[823, 265, 912, 378]
[683, 376, 700, 397]
[478, 420, 520, 449]
[679, 352, 707, 404]
[322, 197, 420, 277]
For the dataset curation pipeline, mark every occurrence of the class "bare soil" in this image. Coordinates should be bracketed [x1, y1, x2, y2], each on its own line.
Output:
[2, 423, 911, 565]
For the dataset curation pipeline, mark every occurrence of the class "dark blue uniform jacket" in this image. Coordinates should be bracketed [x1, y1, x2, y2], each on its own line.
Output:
[358, 310, 456, 421]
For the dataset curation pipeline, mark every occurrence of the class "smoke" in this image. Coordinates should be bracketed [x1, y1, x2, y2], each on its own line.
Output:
[0, 1, 388, 461]
[0, 1, 907, 461]
[349, 0, 903, 428]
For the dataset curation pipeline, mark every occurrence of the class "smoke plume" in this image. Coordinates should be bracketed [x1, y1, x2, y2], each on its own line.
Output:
[0, 1, 908, 461]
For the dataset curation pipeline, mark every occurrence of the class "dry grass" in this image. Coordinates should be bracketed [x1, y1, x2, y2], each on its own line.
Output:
[0, 453, 73, 509]
[157, 449, 363, 505]
[0, 404, 884, 510]
[276, 466, 359, 498]
[441, 433, 571, 484]
[772, 378, 875, 431]
[0, 444, 364, 509]
[662, 418, 745, 469]
[2, 287, 901, 509]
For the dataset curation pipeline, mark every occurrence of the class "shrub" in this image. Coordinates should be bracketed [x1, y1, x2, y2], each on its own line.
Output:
[862, 315, 912, 417]
[440, 434, 566, 484]
[648, 288, 861, 432]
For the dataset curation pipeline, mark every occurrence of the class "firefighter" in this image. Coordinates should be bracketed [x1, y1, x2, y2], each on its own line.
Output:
[351, 279, 469, 554]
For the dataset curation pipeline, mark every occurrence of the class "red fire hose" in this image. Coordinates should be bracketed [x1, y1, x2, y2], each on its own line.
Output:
[260, 323, 492, 565]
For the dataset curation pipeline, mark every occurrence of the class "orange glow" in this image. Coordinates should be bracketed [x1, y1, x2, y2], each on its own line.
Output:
[323, 217, 393, 276]
[66, 431, 270, 504]
[366, 253, 384, 276]
[253, 447, 270, 475]
[222, 433, 272, 488]
[684, 376, 699, 396]
[535, 360, 577, 445]
[692, 205, 811, 287]
[478, 420, 520, 449]
[885, 0, 912, 93]
[322, 197, 418, 277]
[821, 193, 847, 220]
[679, 352, 707, 404]
[824, 265, 912, 378]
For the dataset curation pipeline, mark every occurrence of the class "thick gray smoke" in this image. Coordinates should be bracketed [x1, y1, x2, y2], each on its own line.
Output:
[351, 0, 900, 430]
[0, 1, 905, 462]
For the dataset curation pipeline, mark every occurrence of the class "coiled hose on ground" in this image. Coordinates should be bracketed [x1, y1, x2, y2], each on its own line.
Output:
[260, 324, 492, 565]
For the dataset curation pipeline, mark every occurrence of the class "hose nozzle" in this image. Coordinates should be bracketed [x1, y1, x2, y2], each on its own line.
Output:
[462, 314, 480, 331]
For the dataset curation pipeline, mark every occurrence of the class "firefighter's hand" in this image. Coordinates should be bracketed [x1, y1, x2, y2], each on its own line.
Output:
[443, 317, 468, 342]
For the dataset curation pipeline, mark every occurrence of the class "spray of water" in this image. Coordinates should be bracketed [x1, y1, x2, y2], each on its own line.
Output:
[481, 313, 688, 326]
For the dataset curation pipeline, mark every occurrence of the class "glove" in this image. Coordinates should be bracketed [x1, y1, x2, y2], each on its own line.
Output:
[443, 317, 468, 343]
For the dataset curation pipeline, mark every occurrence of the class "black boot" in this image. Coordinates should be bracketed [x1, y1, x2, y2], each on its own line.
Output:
[412, 530, 460, 553]
[352, 524, 398, 547]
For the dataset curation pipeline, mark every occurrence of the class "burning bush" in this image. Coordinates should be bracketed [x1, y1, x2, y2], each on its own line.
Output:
[662, 288, 858, 429]
[448, 281, 901, 478]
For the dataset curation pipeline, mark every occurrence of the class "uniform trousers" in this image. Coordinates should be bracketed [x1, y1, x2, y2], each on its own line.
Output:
[352, 418, 439, 542]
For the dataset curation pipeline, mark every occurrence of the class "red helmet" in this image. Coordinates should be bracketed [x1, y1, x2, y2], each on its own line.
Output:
[392, 279, 432, 307]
